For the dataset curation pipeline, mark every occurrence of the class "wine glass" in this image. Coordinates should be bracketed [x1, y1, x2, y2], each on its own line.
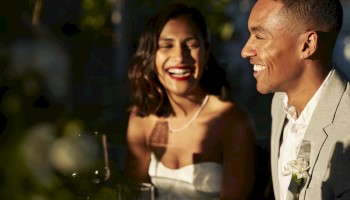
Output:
[54, 131, 111, 199]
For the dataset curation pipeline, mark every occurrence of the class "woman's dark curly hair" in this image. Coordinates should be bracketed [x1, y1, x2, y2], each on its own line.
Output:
[128, 2, 230, 117]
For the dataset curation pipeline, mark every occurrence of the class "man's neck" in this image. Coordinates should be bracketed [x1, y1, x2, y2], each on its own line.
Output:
[287, 93, 314, 117]
[287, 77, 328, 117]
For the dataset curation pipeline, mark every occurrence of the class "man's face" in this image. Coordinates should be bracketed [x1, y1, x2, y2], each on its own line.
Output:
[241, 0, 305, 94]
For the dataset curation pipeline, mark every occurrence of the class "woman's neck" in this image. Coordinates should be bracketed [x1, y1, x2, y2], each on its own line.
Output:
[168, 93, 208, 117]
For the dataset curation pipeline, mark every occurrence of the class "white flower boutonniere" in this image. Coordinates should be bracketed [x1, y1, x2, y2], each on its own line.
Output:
[282, 158, 310, 200]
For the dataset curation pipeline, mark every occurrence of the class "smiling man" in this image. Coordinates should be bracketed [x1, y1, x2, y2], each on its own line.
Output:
[241, 0, 350, 199]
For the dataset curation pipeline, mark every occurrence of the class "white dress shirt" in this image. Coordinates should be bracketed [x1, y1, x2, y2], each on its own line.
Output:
[278, 70, 333, 200]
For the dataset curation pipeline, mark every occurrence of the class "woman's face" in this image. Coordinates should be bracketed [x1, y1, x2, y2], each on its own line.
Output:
[155, 16, 208, 97]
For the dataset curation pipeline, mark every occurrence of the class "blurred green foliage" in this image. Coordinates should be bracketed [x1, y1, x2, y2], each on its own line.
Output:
[80, 0, 112, 32]
[127, 0, 234, 41]
[76, 0, 236, 41]
[0, 0, 239, 199]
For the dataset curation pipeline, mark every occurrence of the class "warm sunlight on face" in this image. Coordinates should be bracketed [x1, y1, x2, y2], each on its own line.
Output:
[155, 16, 208, 97]
[241, 0, 304, 94]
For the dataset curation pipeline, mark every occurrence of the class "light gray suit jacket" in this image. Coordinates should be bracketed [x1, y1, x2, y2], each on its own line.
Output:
[271, 69, 350, 200]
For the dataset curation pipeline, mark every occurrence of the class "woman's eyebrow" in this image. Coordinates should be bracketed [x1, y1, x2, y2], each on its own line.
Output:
[158, 36, 199, 42]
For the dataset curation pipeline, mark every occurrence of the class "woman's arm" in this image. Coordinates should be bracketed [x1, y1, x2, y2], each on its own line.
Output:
[126, 108, 151, 183]
[221, 106, 256, 200]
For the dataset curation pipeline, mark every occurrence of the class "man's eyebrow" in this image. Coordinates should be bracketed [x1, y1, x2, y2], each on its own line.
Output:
[250, 26, 267, 33]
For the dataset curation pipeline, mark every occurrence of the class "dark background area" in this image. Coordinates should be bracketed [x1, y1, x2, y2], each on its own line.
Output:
[1, 0, 349, 199]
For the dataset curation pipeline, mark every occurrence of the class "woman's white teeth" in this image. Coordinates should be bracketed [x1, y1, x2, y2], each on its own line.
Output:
[254, 65, 266, 71]
[167, 68, 191, 76]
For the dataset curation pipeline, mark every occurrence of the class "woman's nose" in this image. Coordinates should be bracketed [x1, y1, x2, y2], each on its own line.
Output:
[173, 46, 190, 62]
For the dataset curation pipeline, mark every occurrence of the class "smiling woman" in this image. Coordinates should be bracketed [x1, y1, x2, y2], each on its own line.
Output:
[155, 15, 207, 97]
[126, 2, 256, 200]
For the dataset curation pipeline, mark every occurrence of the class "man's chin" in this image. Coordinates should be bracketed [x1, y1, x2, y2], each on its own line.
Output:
[256, 87, 271, 94]
[256, 83, 275, 94]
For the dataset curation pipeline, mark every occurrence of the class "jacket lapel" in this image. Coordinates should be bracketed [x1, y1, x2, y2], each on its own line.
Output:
[271, 92, 287, 199]
[290, 69, 347, 200]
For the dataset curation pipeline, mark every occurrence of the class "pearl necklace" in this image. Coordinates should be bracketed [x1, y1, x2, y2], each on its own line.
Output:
[168, 94, 209, 133]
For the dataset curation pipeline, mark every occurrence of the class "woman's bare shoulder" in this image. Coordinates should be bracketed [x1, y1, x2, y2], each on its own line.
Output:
[207, 95, 255, 132]
[128, 106, 158, 122]
[208, 96, 248, 118]
[127, 106, 158, 140]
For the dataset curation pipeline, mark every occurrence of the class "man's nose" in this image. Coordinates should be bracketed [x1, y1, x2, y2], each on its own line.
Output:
[241, 40, 256, 59]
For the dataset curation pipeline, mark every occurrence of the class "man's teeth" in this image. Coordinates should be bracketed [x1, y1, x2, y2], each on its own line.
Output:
[254, 65, 266, 71]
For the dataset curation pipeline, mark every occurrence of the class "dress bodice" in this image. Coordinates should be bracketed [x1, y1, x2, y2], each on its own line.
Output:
[148, 153, 222, 200]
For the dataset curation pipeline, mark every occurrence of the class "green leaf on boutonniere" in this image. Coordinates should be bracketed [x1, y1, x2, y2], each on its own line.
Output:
[292, 173, 303, 186]
[283, 158, 310, 200]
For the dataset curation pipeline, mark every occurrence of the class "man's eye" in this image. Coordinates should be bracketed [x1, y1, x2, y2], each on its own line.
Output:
[255, 35, 263, 40]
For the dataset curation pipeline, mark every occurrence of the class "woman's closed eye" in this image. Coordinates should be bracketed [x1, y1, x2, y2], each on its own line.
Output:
[158, 43, 173, 49]
[186, 42, 200, 49]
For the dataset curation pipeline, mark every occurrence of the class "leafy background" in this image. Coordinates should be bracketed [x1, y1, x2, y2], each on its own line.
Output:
[1, 0, 350, 199]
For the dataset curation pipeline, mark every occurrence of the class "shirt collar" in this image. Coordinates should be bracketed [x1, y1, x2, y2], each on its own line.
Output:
[283, 69, 333, 123]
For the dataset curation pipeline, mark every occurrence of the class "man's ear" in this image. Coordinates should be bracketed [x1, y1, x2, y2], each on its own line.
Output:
[301, 31, 318, 59]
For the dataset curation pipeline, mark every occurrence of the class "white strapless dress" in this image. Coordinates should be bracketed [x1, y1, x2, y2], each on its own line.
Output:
[148, 153, 222, 200]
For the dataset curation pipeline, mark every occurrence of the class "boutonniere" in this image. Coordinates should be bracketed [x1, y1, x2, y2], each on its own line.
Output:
[282, 158, 310, 200]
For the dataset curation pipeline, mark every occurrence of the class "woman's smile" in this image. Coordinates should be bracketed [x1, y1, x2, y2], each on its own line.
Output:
[166, 66, 194, 80]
